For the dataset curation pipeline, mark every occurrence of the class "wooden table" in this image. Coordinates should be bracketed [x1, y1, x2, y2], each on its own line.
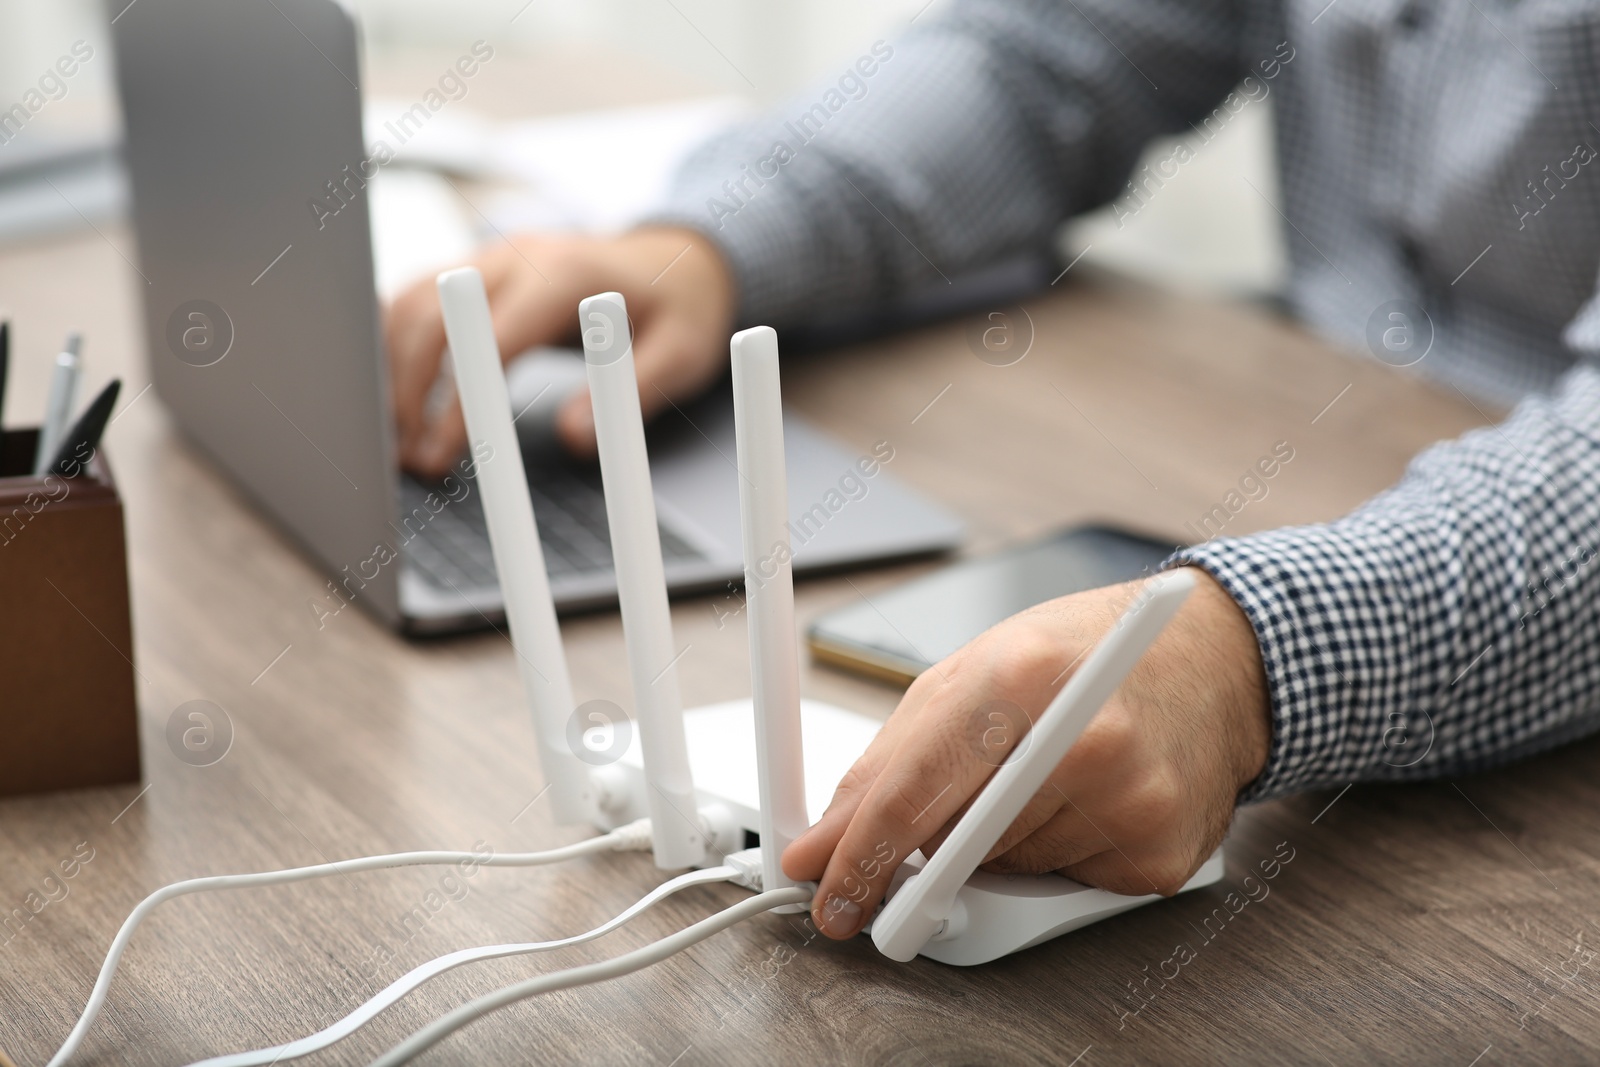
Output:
[8, 206, 1599, 1065]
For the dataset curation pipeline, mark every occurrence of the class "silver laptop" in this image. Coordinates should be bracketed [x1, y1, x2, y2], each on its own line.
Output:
[112, 0, 963, 634]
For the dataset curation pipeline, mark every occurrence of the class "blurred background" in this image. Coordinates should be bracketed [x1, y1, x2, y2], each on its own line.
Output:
[0, 0, 1285, 295]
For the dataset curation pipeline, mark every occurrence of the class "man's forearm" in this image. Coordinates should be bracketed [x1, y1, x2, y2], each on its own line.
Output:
[647, 0, 1255, 326]
[1172, 364, 1600, 800]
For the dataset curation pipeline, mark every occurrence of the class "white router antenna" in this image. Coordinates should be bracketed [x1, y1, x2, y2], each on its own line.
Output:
[579, 292, 704, 870]
[871, 569, 1197, 962]
[729, 327, 808, 898]
[436, 268, 593, 825]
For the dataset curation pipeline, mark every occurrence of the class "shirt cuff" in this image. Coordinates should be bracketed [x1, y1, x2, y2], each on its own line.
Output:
[1163, 517, 1443, 804]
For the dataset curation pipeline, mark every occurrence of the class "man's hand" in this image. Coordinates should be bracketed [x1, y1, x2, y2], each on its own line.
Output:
[781, 568, 1271, 939]
[383, 227, 736, 477]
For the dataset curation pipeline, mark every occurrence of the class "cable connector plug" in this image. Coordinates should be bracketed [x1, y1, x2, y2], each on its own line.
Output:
[725, 847, 766, 890]
[722, 848, 818, 904]
[603, 817, 655, 852]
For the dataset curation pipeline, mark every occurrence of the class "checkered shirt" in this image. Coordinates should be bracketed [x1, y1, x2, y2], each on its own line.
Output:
[647, 0, 1600, 800]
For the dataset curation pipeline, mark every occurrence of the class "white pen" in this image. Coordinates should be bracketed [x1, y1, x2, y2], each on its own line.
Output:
[34, 332, 82, 475]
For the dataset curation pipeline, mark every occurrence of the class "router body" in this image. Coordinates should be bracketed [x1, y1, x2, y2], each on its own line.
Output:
[595, 695, 1227, 966]
[870, 849, 1225, 966]
[595, 699, 880, 844]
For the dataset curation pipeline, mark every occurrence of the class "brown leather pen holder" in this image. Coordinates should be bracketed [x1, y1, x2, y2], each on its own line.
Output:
[0, 428, 141, 797]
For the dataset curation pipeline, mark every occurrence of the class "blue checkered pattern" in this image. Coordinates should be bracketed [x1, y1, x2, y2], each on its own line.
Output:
[648, 0, 1600, 800]
[1176, 365, 1600, 799]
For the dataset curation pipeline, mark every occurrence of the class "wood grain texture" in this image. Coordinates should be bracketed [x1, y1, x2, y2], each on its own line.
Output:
[3, 170, 1595, 1067]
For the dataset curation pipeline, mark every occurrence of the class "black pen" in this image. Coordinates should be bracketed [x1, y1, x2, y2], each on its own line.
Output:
[0, 318, 9, 437]
[44, 378, 120, 479]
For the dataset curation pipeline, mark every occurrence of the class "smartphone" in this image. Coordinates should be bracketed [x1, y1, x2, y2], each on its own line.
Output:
[806, 524, 1180, 685]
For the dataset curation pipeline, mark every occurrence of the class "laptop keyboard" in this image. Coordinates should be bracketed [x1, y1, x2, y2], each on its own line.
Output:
[398, 462, 706, 593]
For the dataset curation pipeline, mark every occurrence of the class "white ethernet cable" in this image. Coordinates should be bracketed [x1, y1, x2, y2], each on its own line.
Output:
[369, 885, 814, 1066]
[188, 864, 743, 1067]
[46, 821, 654, 1067]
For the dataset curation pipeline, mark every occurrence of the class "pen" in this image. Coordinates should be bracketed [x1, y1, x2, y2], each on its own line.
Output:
[33, 332, 82, 475]
[0, 319, 10, 436]
[44, 378, 119, 480]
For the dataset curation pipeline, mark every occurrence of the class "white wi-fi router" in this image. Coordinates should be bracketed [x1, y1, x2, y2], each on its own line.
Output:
[438, 270, 1223, 966]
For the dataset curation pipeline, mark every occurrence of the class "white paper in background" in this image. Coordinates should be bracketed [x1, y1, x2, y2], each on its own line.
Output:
[364, 95, 748, 231]
[367, 168, 479, 299]
[363, 98, 503, 179]
[364, 95, 748, 297]
[482, 97, 749, 233]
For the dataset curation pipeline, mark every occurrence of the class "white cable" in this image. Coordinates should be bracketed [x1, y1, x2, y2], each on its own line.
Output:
[369, 886, 813, 1066]
[185, 865, 738, 1067]
[48, 822, 654, 1067]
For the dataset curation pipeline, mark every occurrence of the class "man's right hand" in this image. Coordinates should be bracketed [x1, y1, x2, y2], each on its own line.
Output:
[383, 226, 737, 478]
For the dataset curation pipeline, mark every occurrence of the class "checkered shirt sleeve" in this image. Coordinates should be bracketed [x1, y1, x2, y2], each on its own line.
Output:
[645, 0, 1600, 799]
[1173, 364, 1600, 800]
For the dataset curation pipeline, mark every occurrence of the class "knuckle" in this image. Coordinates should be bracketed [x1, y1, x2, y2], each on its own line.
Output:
[549, 239, 609, 291]
[998, 625, 1067, 680]
[875, 775, 943, 832]
[542, 239, 579, 271]
[1078, 709, 1137, 762]
[1143, 855, 1195, 897]
[1129, 765, 1185, 826]
[833, 763, 875, 802]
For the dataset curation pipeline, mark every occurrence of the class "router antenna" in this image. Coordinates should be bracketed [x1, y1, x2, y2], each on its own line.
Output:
[729, 326, 808, 899]
[871, 569, 1197, 962]
[579, 292, 704, 869]
[436, 268, 593, 825]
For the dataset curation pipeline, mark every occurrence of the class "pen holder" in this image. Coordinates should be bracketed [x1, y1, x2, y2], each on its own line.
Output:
[0, 428, 141, 797]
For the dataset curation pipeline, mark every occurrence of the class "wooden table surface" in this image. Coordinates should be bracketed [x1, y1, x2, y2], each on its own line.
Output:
[6, 206, 1599, 1066]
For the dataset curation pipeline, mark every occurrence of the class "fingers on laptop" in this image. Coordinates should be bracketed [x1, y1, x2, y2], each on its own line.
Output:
[386, 228, 734, 474]
[388, 241, 566, 476]
[387, 279, 450, 473]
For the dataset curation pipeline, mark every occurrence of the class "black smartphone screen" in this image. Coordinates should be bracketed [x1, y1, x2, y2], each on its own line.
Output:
[806, 525, 1180, 685]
